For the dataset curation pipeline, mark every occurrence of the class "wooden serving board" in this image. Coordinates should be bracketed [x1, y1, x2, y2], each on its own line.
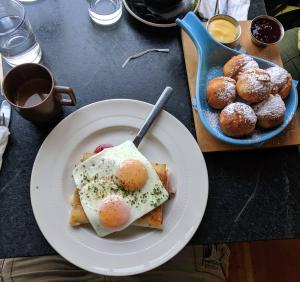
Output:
[181, 21, 300, 152]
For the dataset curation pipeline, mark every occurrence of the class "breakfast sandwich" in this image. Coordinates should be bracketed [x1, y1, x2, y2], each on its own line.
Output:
[70, 162, 169, 229]
[71, 141, 170, 237]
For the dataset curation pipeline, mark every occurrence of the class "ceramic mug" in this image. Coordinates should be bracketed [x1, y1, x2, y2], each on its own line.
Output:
[2, 63, 76, 124]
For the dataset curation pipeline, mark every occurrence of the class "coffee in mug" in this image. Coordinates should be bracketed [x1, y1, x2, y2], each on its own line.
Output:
[2, 63, 76, 124]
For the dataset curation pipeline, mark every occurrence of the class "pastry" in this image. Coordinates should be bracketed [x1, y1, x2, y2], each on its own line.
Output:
[266, 66, 292, 99]
[206, 77, 237, 109]
[253, 94, 286, 129]
[236, 68, 272, 103]
[220, 102, 257, 137]
[223, 54, 259, 80]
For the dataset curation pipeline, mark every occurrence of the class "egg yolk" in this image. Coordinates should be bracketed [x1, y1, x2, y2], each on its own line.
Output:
[116, 159, 148, 191]
[99, 197, 130, 229]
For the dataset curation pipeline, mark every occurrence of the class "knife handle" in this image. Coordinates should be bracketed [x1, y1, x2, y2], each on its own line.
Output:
[133, 86, 173, 147]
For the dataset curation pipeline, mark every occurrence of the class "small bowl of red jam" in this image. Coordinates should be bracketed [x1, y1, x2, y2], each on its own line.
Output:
[250, 15, 284, 47]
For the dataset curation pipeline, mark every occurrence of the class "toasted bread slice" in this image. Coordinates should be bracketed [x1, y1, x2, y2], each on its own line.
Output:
[133, 163, 168, 229]
[70, 154, 169, 229]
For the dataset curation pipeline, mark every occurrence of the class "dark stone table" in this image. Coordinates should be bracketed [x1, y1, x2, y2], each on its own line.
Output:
[1, 0, 299, 258]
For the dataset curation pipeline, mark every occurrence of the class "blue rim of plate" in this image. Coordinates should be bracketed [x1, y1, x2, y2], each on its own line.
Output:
[177, 12, 299, 146]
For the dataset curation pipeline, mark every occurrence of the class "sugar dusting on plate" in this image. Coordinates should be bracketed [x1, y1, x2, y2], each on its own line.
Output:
[202, 109, 220, 129]
[207, 66, 223, 80]
[250, 130, 261, 140]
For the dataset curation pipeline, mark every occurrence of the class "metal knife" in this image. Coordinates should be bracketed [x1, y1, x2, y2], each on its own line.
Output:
[0, 100, 11, 127]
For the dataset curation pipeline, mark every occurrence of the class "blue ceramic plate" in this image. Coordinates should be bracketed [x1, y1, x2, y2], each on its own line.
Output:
[176, 12, 298, 146]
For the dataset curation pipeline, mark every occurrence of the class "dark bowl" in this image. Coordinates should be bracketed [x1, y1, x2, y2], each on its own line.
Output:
[144, 0, 182, 11]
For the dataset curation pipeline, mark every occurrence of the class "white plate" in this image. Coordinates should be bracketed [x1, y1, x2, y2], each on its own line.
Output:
[31, 99, 208, 276]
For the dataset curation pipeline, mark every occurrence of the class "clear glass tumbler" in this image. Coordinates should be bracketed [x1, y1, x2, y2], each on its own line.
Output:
[88, 0, 122, 26]
[0, 0, 42, 67]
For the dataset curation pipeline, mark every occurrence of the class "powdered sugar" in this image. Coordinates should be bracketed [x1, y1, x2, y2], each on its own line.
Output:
[215, 80, 236, 102]
[222, 102, 257, 124]
[254, 94, 286, 119]
[239, 69, 271, 98]
[227, 54, 247, 77]
[267, 67, 288, 84]
[224, 80, 236, 94]
[207, 66, 223, 80]
[267, 67, 289, 94]
[203, 109, 220, 129]
[227, 54, 259, 79]
[250, 130, 261, 140]
[240, 59, 259, 73]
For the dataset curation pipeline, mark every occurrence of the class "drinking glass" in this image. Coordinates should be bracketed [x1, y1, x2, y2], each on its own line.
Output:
[0, 0, 42, 67]
[88, 0, 122, 26]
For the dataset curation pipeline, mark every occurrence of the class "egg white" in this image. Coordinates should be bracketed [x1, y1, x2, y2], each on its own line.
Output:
[72, 140, 169, 237]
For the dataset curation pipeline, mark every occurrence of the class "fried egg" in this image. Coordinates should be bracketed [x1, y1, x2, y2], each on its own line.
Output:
[72, 140, 169, 237]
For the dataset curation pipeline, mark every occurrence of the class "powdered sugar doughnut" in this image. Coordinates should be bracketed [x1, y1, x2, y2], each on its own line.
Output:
[236, 68, 272, 103]
[206, 77, 237, 109]
[266, 66, 292, 99]
[223, 54, 259, 80]
[220, 102, 257, 137]
[253, 94, 286, 129]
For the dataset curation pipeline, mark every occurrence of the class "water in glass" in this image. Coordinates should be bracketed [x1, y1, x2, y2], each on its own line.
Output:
[0, 1, 42, 67]
[89, 0, 122, 25]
